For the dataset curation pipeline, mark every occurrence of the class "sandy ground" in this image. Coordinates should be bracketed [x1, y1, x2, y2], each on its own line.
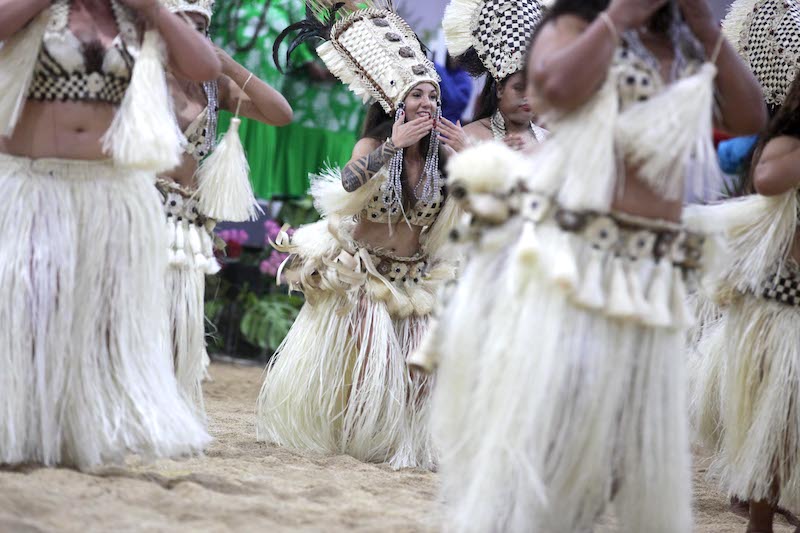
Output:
[0, 362, 795, 533]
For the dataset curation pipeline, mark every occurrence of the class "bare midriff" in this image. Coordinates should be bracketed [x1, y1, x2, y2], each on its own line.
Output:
[0, 100, 117, 160]
[611, 169, 683, 223]
[352, 219, 424, 258]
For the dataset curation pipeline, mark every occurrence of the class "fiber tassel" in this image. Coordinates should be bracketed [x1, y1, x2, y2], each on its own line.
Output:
[574, 248, 605, 310]
[616, 65, 719, 200]
[0, 11, 48, 136]
[626, 260, 651, 318]
[407, 318, 442, 373]
[102, 30, 183, 172]
[195, 118, 262, 222]
[199, 228, 219, 274]
[548, 232, 579, 290]
[174, 221, 187, 266]
[645, 259, 673, 327]
[514, 221, 539, 264]
[167, 220, 179, 266]
[191, 226, 208, 269]
[671, 268, 695, 328]
[607, 258, 636, 318]
[188, 224, 202, 254]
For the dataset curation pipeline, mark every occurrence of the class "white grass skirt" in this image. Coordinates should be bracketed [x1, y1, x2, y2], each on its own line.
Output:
[696, 292, 800, 508]
[157, 179, 220, 419]
[433, 219, 693, 533]
[256, 222, 447, 470]
[0, 154, 210, 470]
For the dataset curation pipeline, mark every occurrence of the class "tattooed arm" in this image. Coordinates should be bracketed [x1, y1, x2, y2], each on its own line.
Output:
[341, 138, 399, 192]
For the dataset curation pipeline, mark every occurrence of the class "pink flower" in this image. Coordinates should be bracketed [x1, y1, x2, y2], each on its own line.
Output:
[218, 228, 249, 245]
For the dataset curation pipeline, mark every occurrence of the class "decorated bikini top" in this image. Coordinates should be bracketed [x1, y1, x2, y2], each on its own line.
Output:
[529, 22, 721, 213]
[359, 168, 445, 227]
[182, 81, 219, 161]
[614, 34, 701, 110]
[27, 0, 140, 104]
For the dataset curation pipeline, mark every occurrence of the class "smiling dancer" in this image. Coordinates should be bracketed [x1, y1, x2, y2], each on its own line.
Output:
[255, 1, 462, 470]
[424, 0, 766, 531]
[0, 0, 219, 469]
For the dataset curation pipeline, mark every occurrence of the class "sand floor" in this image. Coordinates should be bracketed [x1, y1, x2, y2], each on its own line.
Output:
[0, 362, 795, 533]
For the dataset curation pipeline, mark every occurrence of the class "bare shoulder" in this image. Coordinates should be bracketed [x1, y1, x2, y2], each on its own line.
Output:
[463, 118, 493, 142]
[531, 14, 590, 56]
[349, 137, 383, 160]
[762, 135, 800, 159]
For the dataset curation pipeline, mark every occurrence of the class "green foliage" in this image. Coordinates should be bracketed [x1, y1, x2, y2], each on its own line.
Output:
[239, 292, 304, 351]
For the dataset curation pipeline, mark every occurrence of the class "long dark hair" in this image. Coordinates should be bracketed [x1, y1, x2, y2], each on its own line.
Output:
[738, 75, 800, 195]
[474, 77, 500, 121]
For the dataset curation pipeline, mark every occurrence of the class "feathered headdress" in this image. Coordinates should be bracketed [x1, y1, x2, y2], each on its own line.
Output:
[162, 0, 215, 22]
[275, 1, 441, 114]
[443, 0, 545, 81]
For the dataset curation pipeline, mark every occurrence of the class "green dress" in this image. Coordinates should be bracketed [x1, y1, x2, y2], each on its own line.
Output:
[212, 0, 365, 199]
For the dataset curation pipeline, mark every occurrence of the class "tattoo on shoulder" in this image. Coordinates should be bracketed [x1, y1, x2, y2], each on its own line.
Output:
[342, 140, 399, 192]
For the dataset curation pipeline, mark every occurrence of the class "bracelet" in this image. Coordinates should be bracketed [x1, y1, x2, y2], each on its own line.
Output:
[599, 12, 620, 46]
[384, 137, 399, 155]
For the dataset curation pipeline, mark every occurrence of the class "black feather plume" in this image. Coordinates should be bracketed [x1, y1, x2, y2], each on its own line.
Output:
[272, 3, 345, 74]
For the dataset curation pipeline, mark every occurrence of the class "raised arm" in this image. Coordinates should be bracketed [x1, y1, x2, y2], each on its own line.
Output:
[341, 138, 398, 192]
[217, 48, 293, 127]
[341, 113, 433, 192]
[529, 0, 668, 112]
[677, 0, 767, 136]
[122, 0, 221, 82]
[0, 0, 50, 41]
[753, 136, 800, 196]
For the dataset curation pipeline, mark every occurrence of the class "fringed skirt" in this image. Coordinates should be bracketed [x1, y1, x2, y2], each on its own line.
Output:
[256, 220, 454, 470]
[693, 266, 800, 508]
[432, 193, 705, 532]
[156, 178, 220, 417]
[0, 154, 210, 470]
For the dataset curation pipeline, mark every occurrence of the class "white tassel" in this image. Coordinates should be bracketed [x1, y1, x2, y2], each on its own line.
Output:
[616, 65, 719, 201]
[188, 224, 202, 254]
[574, 248, 605, 310]
[0, 11, 48, 136]
[407, 318, 442, 374]
[548, 232, 579, 290]
[167, 219, 177, 249]
[645, 259, 673, 327]
[174, 221, 187, 266]
[626, 260, 651, 318]
[555, 74, 619, 212]
[102, 30, 183, 172]
[514, 221, 540, 264]
[607, 258, 636, 318]
[671, 268, 695, 328]
[195, 117, 262, 222]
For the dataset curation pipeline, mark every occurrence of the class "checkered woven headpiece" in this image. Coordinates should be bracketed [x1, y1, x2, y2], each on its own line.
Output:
[723, 0, 800, 108]
[443, 0, 545, 81]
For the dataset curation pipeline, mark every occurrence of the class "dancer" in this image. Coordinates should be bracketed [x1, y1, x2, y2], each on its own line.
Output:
[690, 1, 800, 530]
[159, 0, 293, 417]
[426, 0, 766, 531]
[256, 1, 462, 470]
[442, 0, 548, 148]
[0, 0, 219, 469]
